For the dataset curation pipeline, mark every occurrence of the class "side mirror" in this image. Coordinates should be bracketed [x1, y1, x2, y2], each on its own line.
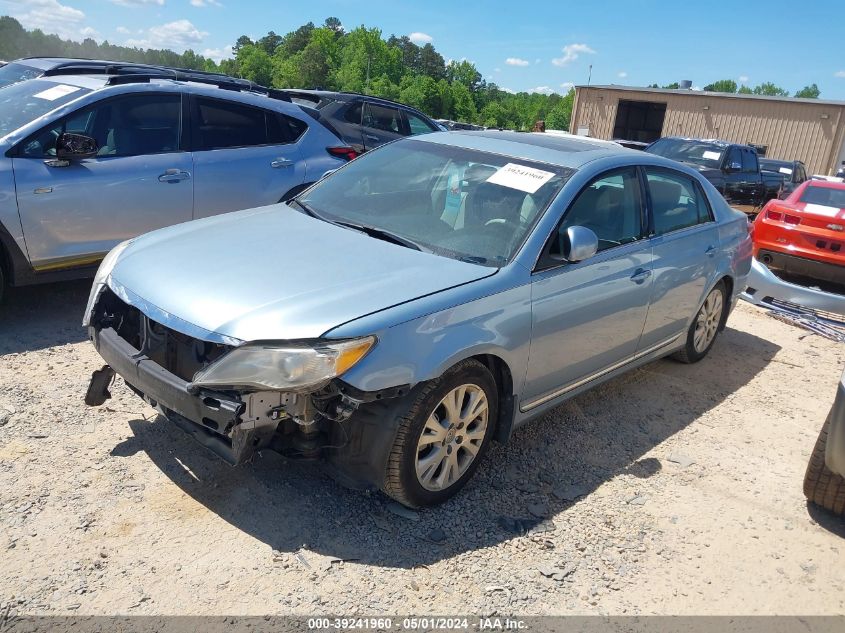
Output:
[55, 132, 98, 161]
[559, 225, 598, 262]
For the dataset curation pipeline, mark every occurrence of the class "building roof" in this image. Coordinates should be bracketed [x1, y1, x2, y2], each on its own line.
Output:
[578, 84, 845, 108]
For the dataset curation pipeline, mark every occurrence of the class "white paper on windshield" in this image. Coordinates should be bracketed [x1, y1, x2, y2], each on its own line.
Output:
[33, 84, 81, 101]
[702, 151, 721, 161]
[779, 167, 793, 175]
[486, 163, 555, 193]
[804, 203, 841, 217]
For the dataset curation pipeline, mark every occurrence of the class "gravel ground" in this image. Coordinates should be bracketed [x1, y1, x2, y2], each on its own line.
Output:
[1, 280, 844, 616]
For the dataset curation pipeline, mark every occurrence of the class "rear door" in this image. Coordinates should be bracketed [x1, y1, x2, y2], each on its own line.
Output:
[360, 102, 405, 150]
[637, 167, 720, 349]
[190, 96, 306, 219]
[12, 92, 191, 269]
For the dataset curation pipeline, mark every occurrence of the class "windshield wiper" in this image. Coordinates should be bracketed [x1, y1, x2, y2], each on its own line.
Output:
[288, 198, 327, 222]
[333, 221, 424, 252]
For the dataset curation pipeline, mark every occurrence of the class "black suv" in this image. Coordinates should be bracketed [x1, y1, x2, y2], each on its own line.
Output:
[285, 91, 440, 152]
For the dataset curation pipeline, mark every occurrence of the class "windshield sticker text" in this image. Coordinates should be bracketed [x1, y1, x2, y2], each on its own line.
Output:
[33, 85, 81, 101]
[702, 151, 721, 161]
[486, 163, 555, 193]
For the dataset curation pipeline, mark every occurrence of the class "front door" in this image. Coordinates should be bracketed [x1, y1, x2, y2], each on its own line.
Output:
[190, 96, 305, 219]
[722, 147, 761, 212]
[523, 167, 653, 409]
[12, 93, 191, 269]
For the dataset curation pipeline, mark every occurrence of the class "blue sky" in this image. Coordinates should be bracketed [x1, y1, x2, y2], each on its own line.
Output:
[3, 0, 845, 99]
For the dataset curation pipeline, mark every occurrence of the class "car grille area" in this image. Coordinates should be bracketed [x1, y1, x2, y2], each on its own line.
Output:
[92, 288, 232, 383]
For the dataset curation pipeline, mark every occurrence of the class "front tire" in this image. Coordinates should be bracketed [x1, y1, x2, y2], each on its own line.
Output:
[382, 359, 497, 508]
[673, 281, 726, 364]
[803, 414, 845, 516]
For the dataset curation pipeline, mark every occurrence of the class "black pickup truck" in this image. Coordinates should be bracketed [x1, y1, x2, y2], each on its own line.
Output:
[645, 137, 783, 214]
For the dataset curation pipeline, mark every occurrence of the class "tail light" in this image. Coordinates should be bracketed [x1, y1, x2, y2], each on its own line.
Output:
[783, 214, 801, 225]
[766, 209, 783, 221]
[326, 146, 358, 161]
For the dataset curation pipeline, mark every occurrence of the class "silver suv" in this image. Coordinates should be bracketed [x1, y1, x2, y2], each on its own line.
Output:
[0, 68, 353, 302]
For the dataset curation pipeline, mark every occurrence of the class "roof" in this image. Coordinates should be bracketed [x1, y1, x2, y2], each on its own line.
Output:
[285, 89, 433, 114]
[418, 130, 631, 169]
[578, 84, 845, 108]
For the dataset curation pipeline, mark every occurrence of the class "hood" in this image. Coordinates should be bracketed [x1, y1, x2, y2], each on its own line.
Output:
[108, 205, 496, 342]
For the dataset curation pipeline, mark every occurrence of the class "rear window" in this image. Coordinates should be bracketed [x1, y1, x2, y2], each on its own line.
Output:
[799, 185, 845, 209]
[193, 97, 306, 150]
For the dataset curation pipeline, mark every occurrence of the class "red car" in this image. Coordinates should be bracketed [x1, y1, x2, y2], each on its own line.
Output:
[753, 180, 845, 285]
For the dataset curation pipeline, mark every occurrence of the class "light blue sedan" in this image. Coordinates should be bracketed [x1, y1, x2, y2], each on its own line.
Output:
[83, 131, 752, 507]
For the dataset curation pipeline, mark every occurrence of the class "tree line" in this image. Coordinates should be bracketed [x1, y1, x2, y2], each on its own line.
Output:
[0, 14, 822, 134]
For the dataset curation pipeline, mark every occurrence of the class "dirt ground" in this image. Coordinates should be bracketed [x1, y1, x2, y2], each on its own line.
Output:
[1, 280, 844, 616]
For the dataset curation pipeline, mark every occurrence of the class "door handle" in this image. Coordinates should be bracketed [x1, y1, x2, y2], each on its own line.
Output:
[705, 245, 716, 258]
[364, 133, 380, 141]
[158, 169, 190, 182]
[271, 158, 293, 168]
[630, 268, 652, 284]
[34, 187, 53, 194]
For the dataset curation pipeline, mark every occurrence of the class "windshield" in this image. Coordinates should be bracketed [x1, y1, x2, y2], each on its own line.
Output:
[298, 139, 572, 266]
[0, 79, 91, 139]
[0, 62, 43, 88]
[799, 185, 845, 209]
[647, 138, 725, 168]
[760, 159, 792, 176]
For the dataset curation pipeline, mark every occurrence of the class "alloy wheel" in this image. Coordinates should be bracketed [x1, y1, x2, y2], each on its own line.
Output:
[693, 288, 723, 353]
[414, 384, 489, 491]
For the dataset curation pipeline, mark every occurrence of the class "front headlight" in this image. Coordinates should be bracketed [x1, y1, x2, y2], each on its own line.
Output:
[191, 336, 376, 392]
[82, 239, 134, 327]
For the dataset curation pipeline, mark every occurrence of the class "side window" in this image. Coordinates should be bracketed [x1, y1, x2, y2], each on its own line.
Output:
[741, 149, 757, 173]
[405, 111, 435, 135]
[556, 167, 643, 253]
[363, 103, 401, 134]
[726, 148, 742, 170]
[267, 112, 307, 144]
[193, 97, 268, 150]
[344, 102, 363, 125]
[646, 169, 710, 235]
[21, 94, 181, 158]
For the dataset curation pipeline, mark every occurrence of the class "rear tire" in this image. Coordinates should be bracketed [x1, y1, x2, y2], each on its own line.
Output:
[803, 414, 845, 516]
[673, 281, 726, 364]
[382, 359, 497, 508]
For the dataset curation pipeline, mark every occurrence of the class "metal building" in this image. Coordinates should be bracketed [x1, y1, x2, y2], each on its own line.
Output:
[570, 85, 845, 176]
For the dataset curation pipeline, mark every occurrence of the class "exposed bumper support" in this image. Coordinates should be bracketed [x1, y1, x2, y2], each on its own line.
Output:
[756, 249, 845, 287]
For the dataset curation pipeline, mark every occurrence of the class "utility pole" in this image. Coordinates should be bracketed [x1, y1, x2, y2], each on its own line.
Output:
[366, 55, 371, 94]
[587, 64, 592, 86]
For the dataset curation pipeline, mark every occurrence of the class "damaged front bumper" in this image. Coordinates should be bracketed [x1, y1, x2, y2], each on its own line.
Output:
[90, 326, 275, 465]
[740, 258, 845, 317]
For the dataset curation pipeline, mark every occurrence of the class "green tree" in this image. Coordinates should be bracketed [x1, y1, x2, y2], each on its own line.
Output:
[794, 83, 820, 98]
[418, 43, 446, 81]
[449, 81, 477, 122]
[446, 60, 482, 92]
[279, 22, 315, 57]
[752, 82, 789, 96]
[703, 79, 737, 93]
[398, 74, 439, 114]
[323, 17, 344, 35]
[233, 35, 253, 54]
[545, 89, 575, 130]
[737, 85, 753, 94]
[237, 44, 273, 85]
[257, 31, 283, 56]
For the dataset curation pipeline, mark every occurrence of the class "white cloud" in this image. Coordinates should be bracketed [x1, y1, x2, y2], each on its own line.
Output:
[116, 26, 130, 34]
[506, 57, 529, 67]
[190, 0, 222, 6]
[738, 75, 749, 83]
[617, 71, 627, 78]
[79, 26, 99, 39]
[501, 87, 516, 94]
[835, 70, 845, 78]
[551, 43, 596, 66]
[109, 0, 164, 6]
[560, 81, 574, 90]
[1, 0, 95, 41]
[126, 19, 209, 51]
[528, 85, 554, 95]
[408, 32, 433, 44]
[202, 45, 232, 62]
